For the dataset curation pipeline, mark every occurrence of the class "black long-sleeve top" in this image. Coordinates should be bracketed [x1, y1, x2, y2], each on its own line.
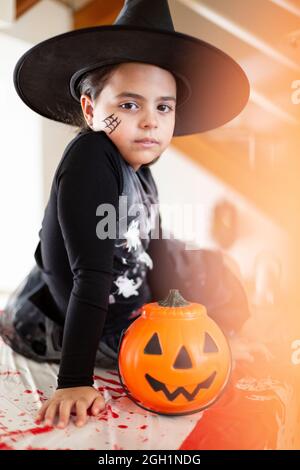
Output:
[34, 128, 160, 389]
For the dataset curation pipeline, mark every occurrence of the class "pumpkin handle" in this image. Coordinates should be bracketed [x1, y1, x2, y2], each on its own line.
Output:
[158, 289, 190, 307]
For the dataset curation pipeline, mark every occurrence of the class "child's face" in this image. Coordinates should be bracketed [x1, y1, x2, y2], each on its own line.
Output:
[80, 62, 177, 171]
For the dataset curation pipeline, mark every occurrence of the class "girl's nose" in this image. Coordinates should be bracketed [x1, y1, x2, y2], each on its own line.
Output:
[140, 110, 158, 129]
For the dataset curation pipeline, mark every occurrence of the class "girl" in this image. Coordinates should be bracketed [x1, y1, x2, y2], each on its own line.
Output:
[0, 0, 250, 429]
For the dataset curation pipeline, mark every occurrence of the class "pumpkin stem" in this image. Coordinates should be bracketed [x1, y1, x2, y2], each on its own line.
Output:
[158, 289, 190, 307]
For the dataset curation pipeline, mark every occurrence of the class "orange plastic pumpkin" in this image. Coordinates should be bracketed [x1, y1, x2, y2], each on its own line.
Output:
[118, 289, 232, 415]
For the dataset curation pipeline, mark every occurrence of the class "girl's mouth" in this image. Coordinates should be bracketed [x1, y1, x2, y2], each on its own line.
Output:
[134, 141, 158, 148]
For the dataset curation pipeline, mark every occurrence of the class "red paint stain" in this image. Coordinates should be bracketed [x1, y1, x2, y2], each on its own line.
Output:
[0, 370, 21, 376]
[113, 444, 124, 450]
[105, 386, 125, 394]
[37, 390, 44, 396]
[93, 375, 120, 386]
[118, 425, 128, 429]
[0, 442, 14, 450]
[108, 371, 119, 377]
[140, 425, 147, 430]
[0, 425, 53, 440]
[24, 390, 32, 394]
[107, 405, 119, 419]
[97, 404, 119, 422]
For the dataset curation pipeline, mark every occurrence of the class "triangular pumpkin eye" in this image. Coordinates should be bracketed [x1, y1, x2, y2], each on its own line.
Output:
[144, 333, 162, 355]
[203, 333, 219, 353]
[173, 346, 193, 369]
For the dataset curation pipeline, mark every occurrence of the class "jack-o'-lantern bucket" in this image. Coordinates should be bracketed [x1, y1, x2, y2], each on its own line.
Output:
[118, 289, 232, 415]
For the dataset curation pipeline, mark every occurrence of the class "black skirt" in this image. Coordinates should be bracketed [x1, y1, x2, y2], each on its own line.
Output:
[0, 265, 118, 369]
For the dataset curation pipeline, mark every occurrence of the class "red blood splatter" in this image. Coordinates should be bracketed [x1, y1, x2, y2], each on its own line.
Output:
[106, 371, 119, 377]
[93, 375, 120, 386]
[97, 404, 120, 422]
[107, 405, 119, 419]
[105, 385, 125, 394]
[113, 444, 124, 450]
[140, 425, 147, 430]
[0, 425, 53, 439]
[37, 390, 44, 396]
[0, 370, 21, 376]
[24, 390, 32, 394]
[0, 442, 14, 450]
[118, 425, 128, 429]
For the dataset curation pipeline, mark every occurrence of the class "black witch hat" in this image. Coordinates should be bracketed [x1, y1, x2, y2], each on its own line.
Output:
[13, 0, 249, 136]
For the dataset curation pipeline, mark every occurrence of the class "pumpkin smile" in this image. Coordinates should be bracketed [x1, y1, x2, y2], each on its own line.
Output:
[145, 371, 217, 402]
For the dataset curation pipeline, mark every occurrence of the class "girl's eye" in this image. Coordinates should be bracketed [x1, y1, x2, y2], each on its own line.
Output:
[119, 103, 173, 112]
[120, 102, 138, 110]
[158, 104, 173, 112]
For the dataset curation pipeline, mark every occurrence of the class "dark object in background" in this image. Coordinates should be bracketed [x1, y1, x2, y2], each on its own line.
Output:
[211, 199, 238, 250]
[147, 236, 250, 335]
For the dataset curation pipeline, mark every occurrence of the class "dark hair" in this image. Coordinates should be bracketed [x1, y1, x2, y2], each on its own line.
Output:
[76, 62, 180, 166]
[76, 63, 121, 132]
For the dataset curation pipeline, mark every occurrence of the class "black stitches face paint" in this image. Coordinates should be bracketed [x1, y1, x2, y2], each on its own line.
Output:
[102, 113, 121, 134]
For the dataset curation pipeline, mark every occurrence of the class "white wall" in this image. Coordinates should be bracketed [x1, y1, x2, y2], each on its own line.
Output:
[0, 0, 73, 304]
[0, 32, 42, 291]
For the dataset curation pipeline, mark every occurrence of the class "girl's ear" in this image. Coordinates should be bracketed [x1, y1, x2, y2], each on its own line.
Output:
[80, 94, 94, 127]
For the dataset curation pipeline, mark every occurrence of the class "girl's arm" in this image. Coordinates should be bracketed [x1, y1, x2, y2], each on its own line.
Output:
[36, 132, 121, 427]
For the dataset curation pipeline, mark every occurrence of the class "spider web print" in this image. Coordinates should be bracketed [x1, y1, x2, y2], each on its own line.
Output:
[102, 114, 121, 134]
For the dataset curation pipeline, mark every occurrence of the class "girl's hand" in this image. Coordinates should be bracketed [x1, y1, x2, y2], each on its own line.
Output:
[35, 386, 105, 428]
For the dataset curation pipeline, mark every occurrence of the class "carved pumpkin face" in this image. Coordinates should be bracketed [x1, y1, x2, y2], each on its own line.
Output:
[118, 289, 231, 415]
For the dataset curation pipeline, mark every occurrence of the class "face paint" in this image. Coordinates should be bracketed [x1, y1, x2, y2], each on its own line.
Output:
[102, 113, 121, 134]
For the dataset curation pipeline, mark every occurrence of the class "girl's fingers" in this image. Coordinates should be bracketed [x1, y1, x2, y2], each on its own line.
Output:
[35, 401, 50, 422]
[57, 400, 73, 428]
[44, 402, 58, 426]
[75, 399, 88, 427]
[91, 395, 105, 415]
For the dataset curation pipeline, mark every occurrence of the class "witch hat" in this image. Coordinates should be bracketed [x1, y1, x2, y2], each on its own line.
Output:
[13, 0, 249, 136]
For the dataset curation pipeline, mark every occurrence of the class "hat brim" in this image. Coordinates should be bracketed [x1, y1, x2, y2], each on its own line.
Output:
[13, 24, 250, 136]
